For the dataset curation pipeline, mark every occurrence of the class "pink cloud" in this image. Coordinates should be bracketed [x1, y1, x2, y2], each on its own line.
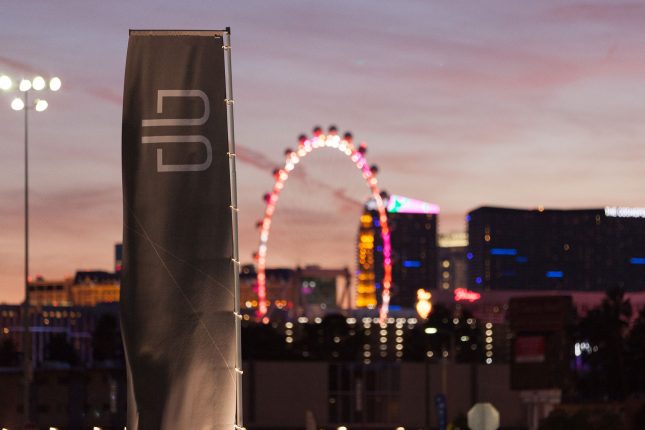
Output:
[0, 55, 40, 75]
[236, 145, 279, 171]
[550, 2, 645, 21]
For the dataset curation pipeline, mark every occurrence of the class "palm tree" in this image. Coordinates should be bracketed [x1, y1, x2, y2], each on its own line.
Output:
[45, 334, 79, 367]
[0, 336, 19, 366]
[577, 287, 632, 400]
[93, 313, 123, 365]
[626, 307, 645, 394]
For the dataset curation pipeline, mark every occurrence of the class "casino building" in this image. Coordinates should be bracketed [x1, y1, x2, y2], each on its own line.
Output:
[467, 206, 645, 292]
[356, 194, 439, 309]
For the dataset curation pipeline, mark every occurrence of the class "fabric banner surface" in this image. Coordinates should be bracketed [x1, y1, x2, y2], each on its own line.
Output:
[122, 30, 236, 430]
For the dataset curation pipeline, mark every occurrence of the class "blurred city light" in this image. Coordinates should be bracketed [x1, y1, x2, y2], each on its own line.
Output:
[415, 288, 432, 319]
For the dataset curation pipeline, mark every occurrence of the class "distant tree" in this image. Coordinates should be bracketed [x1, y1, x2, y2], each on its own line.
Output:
[242, 323, 291, 360]
[626, 307, 645, 394]
[538, 409, 590, 430]
[93, 313, 122, 364]
[453, 308, 483, 363]
[406, 306, 483, 363]
[577, 287, 632, 400]
[631, 403, 645, 430]
[45, 334, 79, 367]
[450, 412, 468, 430]
[538, 408, 623, 430]
[319, 313, 356, 360]
[405, 304, 455, 362]
[425, 303, 454, 357]
[291, 314, 357, 361]
[0, 336, 19, 366]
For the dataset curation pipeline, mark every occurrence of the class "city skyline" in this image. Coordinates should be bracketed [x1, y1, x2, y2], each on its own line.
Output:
[2, 1, 645, 302]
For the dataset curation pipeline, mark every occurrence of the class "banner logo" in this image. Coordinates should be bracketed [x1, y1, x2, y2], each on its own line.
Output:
[141, 89, 212, 172]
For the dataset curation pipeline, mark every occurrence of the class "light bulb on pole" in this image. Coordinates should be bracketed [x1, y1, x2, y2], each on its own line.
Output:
[11, 97, 25, 111]
[34, 99, 48, 112]
[0, 75, 12, 90]
[1, 71, 60, 426]
[32, 76, 46, 91]
[19, 79, 32, 92]
[49, 77, 61, 91]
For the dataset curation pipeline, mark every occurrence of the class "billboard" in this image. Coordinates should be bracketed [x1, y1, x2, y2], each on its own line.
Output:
[508, 296, 573, 390]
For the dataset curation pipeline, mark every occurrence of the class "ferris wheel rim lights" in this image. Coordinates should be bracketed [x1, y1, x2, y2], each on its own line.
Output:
[255, 127, 393, 322]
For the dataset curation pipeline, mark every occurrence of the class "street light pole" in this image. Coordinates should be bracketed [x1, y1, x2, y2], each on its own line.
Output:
[22, 87, 32, 425]
[1, 73, 60, 426]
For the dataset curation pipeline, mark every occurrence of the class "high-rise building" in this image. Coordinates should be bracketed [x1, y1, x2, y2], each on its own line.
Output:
[356, 195, 439, 309]
[438, 232, 468, 291]
[356, 213, 378, 308]
[468, 206, 645, 292]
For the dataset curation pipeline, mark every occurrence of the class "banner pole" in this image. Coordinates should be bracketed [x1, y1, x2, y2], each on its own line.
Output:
[223, 27, 244, 430]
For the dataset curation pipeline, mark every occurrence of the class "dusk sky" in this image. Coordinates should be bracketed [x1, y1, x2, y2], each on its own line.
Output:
[2, 1, 645, 303]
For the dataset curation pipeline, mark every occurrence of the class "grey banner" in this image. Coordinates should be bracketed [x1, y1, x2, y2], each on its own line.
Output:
[122, 31, 235, 430]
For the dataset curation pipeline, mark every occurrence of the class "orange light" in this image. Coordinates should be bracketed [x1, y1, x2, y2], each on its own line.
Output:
[416, 289, 432, 319]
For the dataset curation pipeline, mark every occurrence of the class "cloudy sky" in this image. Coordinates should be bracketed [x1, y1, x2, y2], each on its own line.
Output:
[1, 1, 645, 302]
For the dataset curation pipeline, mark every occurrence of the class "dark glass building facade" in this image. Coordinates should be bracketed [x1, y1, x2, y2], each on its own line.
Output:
[386, 211, 438, 306]
[468, 206, 645, 292]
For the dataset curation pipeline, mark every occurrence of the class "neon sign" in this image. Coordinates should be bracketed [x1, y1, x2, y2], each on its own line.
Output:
[454, 288, 481, 303]
[387, 194, 440, 214]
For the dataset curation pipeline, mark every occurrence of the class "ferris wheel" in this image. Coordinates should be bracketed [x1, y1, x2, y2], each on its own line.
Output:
[253, 126, 393, 322]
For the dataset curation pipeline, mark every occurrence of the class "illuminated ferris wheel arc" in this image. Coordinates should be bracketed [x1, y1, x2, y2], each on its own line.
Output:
[254, 126, 393, 321]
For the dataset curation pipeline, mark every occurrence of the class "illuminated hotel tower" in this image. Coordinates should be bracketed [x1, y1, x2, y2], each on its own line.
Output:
[357, 213, 378, 308]
[356, 195, 440, 309]
[468, 206, 645, 292]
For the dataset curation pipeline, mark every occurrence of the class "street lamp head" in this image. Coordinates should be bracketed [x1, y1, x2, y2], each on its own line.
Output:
[49, 77, 61, 91]
[32, 76, 46, 91]
[0, 75, 12, 91]
[35, 99, 48, 112]
[11, 97, 25, 111]
[19, 79, 32, 92]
